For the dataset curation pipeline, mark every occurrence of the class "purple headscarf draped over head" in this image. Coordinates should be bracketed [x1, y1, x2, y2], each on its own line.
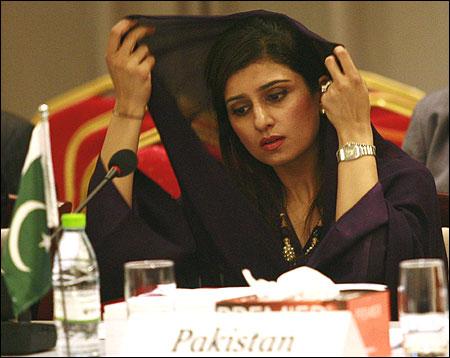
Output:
[128, 10, 339, 126]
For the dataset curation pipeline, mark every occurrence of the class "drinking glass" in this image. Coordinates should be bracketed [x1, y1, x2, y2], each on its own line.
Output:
[398, 259, 449, 357]
[124, 260, 176, 319]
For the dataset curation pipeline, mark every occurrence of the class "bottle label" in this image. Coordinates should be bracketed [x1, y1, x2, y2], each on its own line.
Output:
[54, 289, 101, 323]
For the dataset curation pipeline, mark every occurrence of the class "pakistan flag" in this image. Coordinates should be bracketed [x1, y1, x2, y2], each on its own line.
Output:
[1, 123, 54, 317]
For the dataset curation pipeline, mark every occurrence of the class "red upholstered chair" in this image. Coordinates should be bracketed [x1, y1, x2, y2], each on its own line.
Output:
[31, 74, 220, 210]
[31, 75, 176, 209]
[360, 70, 426, 148]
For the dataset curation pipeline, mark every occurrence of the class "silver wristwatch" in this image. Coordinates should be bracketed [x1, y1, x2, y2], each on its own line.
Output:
[336, 142, 376, 163]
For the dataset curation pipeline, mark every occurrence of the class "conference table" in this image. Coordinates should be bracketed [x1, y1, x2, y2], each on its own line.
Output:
[20, 284, 408, 357]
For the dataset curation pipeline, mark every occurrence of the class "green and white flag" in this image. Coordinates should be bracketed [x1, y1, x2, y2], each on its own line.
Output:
[1, 113, 59, 317]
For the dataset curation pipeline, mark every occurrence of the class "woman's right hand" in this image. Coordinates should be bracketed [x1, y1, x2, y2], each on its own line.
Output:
[105, 19, 155, 118]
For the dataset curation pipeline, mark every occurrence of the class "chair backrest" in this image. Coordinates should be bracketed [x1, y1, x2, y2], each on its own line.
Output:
[360, 70, 426, 148]
[31, 76, 173, 208]
[32, 75, 219, 208]
[32, 75, 118, 208]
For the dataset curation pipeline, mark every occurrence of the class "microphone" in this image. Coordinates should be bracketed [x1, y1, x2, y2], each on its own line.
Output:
[75, 149, 138, 212]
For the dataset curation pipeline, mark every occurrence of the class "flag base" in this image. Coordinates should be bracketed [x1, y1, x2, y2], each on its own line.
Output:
[1, 321, 56, 355]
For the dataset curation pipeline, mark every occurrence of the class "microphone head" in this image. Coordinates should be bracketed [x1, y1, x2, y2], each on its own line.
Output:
[107, 149, 138, 177]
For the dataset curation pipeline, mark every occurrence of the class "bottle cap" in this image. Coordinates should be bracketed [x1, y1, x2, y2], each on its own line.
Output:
[61, 213, 86, 229]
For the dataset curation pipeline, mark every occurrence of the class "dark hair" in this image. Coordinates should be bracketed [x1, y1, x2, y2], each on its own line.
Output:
[205, 14, 328, 231]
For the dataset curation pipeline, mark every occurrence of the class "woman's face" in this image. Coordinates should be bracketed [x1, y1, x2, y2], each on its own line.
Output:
[224, 59, 321, 168]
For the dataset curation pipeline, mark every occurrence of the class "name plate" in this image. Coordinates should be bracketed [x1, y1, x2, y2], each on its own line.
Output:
[105, 311, 367, 356]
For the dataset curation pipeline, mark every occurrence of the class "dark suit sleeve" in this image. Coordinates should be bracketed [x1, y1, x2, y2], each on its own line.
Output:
[307, 156, 447, 320]
[86, 158, 196, 302]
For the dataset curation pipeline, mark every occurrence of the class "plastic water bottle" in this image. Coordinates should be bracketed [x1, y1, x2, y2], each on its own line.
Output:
[52, 213, 101, 357]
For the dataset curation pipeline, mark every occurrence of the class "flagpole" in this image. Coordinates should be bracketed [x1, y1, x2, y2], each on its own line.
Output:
[38, 104, 71, 356]
[38, 105, 59, 230]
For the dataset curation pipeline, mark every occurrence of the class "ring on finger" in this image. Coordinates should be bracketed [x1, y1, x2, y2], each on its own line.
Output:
[321, 80, 332, 94]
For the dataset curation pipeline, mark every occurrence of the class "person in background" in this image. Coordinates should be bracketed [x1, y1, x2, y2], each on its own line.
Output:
[402, 87, 449, 193]
[87, 11, 447, 320]
[1, 111, 34, 228]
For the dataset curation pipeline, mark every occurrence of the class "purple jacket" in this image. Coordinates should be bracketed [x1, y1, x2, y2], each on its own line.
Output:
[86, 11, 447, 320]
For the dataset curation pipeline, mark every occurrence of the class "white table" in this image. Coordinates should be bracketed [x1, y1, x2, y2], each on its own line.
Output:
[11, 287, 406, 356]
[13, 321, 405, 357]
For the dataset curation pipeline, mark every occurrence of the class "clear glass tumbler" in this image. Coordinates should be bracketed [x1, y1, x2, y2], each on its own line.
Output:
[398, 258, 449, 357]
[124, 260, 176, 319]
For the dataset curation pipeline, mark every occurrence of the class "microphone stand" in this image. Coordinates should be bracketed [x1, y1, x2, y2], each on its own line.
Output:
[49, 165, 120, 242]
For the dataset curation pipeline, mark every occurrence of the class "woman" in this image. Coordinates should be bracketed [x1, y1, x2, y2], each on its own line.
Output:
[86, 11, 446, 319]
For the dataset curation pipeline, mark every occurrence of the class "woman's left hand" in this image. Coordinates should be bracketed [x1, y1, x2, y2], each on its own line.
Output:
[321, 46, 373, 144]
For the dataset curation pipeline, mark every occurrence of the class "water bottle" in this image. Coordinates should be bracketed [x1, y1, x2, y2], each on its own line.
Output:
[52, 213, 101, 357]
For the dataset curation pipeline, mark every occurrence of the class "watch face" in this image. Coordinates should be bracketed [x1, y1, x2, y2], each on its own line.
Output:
[344, 146, 355, 157]
[344, 144, 357, 157]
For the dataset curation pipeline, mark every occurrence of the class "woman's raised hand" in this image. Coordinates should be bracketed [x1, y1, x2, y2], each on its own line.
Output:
[106, 19, 155, 119]
[321, 46, 372, 144]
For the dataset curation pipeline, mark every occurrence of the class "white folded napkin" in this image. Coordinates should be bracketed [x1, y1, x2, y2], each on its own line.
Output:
[242, 266, 340, 301]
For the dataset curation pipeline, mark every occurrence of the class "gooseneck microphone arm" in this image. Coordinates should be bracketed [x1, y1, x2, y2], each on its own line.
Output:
[48, 166, 118, 241]
[49, 149, 138, 241]
[74, 165, 120, 213]
[76, 149, 137, 213]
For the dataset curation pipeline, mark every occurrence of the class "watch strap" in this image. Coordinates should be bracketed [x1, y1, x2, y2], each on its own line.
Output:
[336, 142, 376, 163]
